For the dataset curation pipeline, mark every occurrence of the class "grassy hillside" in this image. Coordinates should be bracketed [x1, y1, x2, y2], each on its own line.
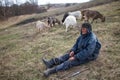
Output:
[0, 1, 120, 80]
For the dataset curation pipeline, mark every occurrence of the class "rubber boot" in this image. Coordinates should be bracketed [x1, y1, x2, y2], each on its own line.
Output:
[42, 58, 53, 68]
[42, 58, 60, 68]
[43, 67, 56, 77]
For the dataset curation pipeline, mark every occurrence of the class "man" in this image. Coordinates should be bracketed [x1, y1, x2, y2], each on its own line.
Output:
[42, 23, 101, 77]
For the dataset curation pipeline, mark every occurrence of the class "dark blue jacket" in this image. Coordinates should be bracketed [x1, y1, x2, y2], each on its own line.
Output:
[71, 32, 101, 61]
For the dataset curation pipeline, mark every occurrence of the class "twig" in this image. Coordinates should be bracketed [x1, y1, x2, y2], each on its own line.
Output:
[59, 67, 89, 79]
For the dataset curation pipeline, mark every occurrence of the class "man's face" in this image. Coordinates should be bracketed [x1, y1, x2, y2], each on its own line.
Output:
[81, 27, 88, 34]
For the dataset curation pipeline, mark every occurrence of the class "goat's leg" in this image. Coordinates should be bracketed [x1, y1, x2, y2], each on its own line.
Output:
[96, 20, 97, 23]
[84, 16, 89, 23]
[36, 28, 39, 34]
[66, 25, 69, 32]
[48, 22, 50, 26]
[50, 24, 52, 27]
[91, 18, 95, 24]
[58, 21, 61, 25]
[53, 21, 55, 26]
[81, 16, 85, 21]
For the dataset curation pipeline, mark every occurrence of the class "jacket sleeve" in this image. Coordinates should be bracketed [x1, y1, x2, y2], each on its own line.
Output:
[70, 36, 80, 52]
[74, 37, 96, 60]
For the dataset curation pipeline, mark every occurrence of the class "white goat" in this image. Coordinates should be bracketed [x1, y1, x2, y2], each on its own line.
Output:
[69, 11, 82, 19]
[63, 15, 77, 32]
[36, 20, 49, 32]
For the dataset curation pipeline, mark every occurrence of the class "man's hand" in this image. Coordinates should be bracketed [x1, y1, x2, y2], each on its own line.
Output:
[69, 57, 75, 61]
[69, 51, 74, 57]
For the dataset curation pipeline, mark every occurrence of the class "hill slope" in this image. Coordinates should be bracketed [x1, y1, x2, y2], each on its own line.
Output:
[0, 1, 120, 80]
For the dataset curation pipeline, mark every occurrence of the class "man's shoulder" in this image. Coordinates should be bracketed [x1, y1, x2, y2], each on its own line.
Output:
[90, 32, 96, 38]
[78, 35, 82, 39]
[89, 32, 97, 41]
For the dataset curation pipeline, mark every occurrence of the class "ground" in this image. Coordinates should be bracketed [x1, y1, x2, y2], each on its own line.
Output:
[0, 1, 120, 80]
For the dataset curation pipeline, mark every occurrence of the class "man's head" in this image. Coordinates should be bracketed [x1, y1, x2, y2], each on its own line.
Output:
[81, 23, 92, 35]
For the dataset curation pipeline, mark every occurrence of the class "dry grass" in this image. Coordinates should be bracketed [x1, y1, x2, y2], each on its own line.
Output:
[0, 1, 120, 80]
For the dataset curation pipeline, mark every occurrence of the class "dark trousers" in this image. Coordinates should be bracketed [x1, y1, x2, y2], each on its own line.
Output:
[51, 53, 90, 72]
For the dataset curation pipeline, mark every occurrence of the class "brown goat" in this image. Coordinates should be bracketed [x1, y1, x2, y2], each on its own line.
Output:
[47, 17, 61, 27]
[81, 10, 105, 23]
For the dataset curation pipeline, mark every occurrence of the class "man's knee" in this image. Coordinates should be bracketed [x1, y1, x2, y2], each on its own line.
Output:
[56, 59, 79, 71]
[56, 60, 71, 71]
[58, 53, 69, 62]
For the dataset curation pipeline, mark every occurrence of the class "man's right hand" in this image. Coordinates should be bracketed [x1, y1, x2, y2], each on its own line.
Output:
[69, 51, 74, 57]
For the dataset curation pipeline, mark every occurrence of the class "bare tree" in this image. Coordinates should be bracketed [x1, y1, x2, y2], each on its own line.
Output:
[0, 0, 11, 19]
[29, 0, 38, 5]
[0, 0, 47, 20]
[0, 0, 6, 19]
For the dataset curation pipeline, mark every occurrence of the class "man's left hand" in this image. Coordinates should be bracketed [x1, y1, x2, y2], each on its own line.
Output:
[69, 57, 75, 61]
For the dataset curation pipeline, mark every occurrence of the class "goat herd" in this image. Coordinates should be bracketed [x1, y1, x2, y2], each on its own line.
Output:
[36, 9, 105, 32]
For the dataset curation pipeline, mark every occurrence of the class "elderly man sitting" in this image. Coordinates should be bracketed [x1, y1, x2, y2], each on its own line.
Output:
[42, 23, 101, 77]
